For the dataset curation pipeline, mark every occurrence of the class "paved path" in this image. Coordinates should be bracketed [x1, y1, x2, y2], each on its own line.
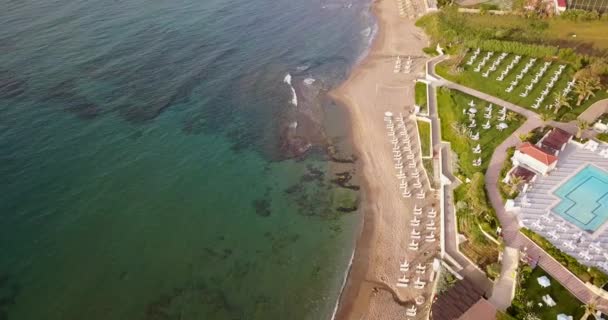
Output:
[489, 247, 519, 311]
[578, 98, 608, 124]
[425, 62, 494, 295]
[427, 54, 608, 313]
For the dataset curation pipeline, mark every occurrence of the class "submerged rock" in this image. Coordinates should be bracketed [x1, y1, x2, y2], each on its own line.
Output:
[252, 198, 271, 217]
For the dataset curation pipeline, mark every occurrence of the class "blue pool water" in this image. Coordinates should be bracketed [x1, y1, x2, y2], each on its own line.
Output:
[553, 165, 608, 232]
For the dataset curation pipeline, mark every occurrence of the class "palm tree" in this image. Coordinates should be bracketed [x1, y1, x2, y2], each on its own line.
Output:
[552, 92, 572, 115]
[574, 77, 601, 106]
[509, 175, 524, 195]
[576, 119, 590, 139]
[540, 113, 555, 129]
[519, 132, 533, 142]
[580, 302, 598, 320]
[506, 111, 519, 122]
[451, 122, 469, 138]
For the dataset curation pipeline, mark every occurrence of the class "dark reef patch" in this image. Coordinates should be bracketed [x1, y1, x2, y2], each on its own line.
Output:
[252, 198, 271, 217]
[143, 283, 243, 320]
[0, 70, 26, 99]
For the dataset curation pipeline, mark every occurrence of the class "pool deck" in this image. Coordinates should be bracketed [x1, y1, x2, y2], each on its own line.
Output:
[514, 143, 608, 272]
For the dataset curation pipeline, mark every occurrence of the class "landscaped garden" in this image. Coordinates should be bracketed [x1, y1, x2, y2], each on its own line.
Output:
[437, 87, 524, 276]
[435, 52, 607, 121]
[521, 228, 608, 287]
[415, 81, 428, 114]
[417, 9, 608, 122]
[508, 265, 585, 320]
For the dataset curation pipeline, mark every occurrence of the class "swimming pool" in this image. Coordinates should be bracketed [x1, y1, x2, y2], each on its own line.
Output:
[552, 165, 608, 232]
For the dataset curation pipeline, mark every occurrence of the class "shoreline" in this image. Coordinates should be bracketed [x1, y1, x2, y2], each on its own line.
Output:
[328, 0, 431, 317]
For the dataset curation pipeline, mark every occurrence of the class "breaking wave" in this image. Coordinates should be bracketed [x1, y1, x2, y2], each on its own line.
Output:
[283, 73, 298, 107]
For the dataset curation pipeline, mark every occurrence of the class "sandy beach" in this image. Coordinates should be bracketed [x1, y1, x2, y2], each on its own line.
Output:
[329, 0, 438, 318]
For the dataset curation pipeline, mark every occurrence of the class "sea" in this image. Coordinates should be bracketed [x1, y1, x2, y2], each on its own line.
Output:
[0, 0, 375, 319]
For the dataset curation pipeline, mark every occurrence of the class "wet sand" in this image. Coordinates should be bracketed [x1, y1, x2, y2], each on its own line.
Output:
[329, 0, 435, 318]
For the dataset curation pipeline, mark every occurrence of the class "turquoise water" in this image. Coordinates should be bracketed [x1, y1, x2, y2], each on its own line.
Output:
[553, 165, 608, 232]
[0, 0, 374, 319]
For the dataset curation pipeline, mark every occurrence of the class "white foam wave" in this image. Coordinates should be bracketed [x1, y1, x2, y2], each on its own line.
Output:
[283, 73, 298, 107]
[303, 78, 316, 85]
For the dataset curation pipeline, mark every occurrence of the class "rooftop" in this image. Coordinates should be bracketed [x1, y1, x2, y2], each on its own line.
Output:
[431, 278, 484, 320]
[541, 128, 572, 153]
[511, 166, 536, 182]
[518, 142, 558, 166]
[457, 298, 497, 320]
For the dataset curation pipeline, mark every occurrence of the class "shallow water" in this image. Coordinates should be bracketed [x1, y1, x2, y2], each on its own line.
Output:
[0, 0, 373, 319]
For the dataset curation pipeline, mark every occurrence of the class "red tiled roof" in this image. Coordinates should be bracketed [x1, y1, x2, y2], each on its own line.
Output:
[557, 0, 567, 7]
[518, 142, 558, 166]
[542, 128, 572, 152]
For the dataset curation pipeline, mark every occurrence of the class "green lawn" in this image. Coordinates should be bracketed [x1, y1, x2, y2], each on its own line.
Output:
[436, 55, 608, 122]
[418, 11, 608, 51]
[462, 14, 608, 51]
[437, 88, 524, 177]
[417, 120, 431, 158]
[509, 266, 585, 320]
[415, 82, 428, 114]
[422, 158, 437, 190]
[438, 88, 523, 275]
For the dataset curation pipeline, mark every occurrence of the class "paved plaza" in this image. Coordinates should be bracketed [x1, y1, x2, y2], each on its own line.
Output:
[515, 142, 608, 273]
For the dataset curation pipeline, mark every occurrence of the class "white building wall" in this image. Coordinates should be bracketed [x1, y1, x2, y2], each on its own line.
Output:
[512, 151, 553, 175]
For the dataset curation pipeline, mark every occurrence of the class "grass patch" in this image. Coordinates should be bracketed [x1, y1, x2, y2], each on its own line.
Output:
[438, 87, 524, 276]
[597, 132, 608, 143]
[436, 56, 608, 121]
[437, 88, 524, 176]
[417, 10, 608, 53]
[417, 120, 432, 158]
[521, 228, 608, 287]
[508, 265, 585, 320]
[422, 158, 437, 190]
[415, 82, 428, 114]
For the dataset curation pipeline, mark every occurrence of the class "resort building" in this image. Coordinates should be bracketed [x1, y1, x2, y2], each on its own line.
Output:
[539, 127, 573, 155]
[513, 140, 608, 273]
[511, 142, 558, 176]
[504, 166, 537, 193]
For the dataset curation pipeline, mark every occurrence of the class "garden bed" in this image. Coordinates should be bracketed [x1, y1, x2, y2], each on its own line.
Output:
[521, 228, 608, 287]
[508, 265, 585, 320]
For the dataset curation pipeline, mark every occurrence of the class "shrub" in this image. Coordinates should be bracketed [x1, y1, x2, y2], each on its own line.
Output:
[486, 262, 501, 279]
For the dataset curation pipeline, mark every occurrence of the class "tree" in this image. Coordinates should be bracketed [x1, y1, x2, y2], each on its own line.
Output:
[540, 112, 555, 123]
[509, 175, 524, 195]
[469, 172, 489, 215]
[451, 122, 469, 138]
[580, 302, 598, 320]
[506, 111, 519, 122]
[574, 77, 601, 106]
[552, 92, 572, 115]
[576, 120, 590, 139]
[519, 132, 533, 142]
[523, 313, 541, 320]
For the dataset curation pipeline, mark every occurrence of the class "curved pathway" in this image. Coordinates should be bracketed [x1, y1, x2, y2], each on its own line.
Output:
[578, 98, 608, 123]
[427, 55, 608, 312]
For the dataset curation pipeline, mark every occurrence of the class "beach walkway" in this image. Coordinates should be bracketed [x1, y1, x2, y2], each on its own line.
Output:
[427, 54, 608, 313]
[425, 79, 494, 295]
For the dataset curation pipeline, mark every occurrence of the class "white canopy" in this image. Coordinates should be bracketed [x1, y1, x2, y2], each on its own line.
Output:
[557, 314, 573, 320]
[537, 276, 551, 288]
[385, 111, 393, 117]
